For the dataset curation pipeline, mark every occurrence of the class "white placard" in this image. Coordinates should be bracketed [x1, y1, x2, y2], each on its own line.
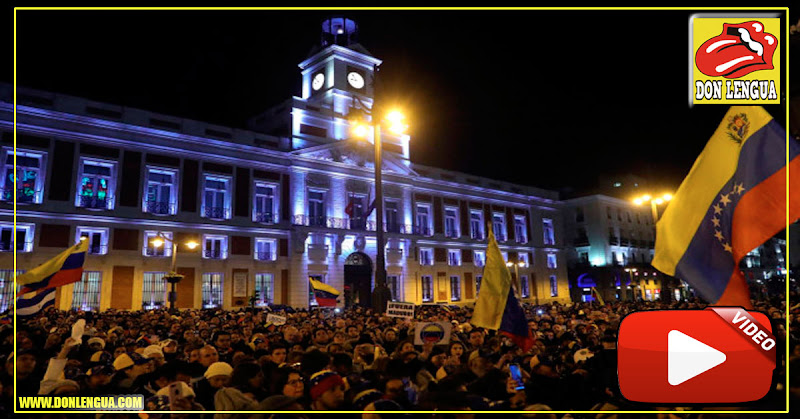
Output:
[413, 321, 452, 345]
[386, 302, 415, 319]
[266, 313, 287, 326]
[71, 319, 86, 345]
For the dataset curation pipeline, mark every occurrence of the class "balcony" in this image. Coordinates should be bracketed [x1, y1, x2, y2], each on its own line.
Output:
[414, 225, 433, 236]
[78, 195, 110, 210]
[573, 236, 590, 247]
[470, 230, 485, 240]
[88, 245, 108, 255]
[143, 247, 169, 257]
[609, 236, 620, 246]
[0, 240, 33, 252]
[2, 188, 41, 204]
[203, 249, 227, 259]
[444, 229, 459, 239]
[145, 200, 176, 215]
[255, 251, 275, 261]
[203, 206, 229, 220]
[254, 212, 277, 224]
[515, 236, 528, 244]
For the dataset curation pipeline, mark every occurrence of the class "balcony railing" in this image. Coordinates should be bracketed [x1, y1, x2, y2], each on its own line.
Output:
[203, 249, 227, 259]
[444, 230, 459, 238]
[145, 200, 176, 215]
[255, 251, 275, 261]
[416, 225, 433, 236]
[515, 236, 528, 244]
[78, 195, 110, 210]
[470, 230, 484, 240]
[609, 236, 620, 246]
[88, 245, 108, 255]
[143, 247, 170, 257]
[0, 240, 34, 252]
[254, 212, 277, 224]
[203, 206, 230, 220]
[2, 188, 42, 204]
[573, 237, 590, 247]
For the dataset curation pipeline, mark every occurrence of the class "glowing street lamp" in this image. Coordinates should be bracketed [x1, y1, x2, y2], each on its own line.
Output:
[506, 260, 527, 300]
[632, 192, 673, 223]
[348, 93, 409, 313]
[149, 233, 199, 312]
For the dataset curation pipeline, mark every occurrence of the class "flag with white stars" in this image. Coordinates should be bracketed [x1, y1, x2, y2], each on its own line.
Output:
[652, 106, 800, 309]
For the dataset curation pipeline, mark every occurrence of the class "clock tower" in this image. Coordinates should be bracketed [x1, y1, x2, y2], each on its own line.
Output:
[298, 17, 382, 116]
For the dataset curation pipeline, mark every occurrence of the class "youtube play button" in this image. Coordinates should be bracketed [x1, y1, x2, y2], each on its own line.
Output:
[667, 330, 726, 385]
[618, 308, 775, 403]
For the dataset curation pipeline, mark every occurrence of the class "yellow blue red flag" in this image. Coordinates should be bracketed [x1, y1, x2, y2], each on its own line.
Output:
[470, 227, 533, 351]
[17, 240, 89, 296]
[653, 106, 799, 309]
[309, 277, 340, 307]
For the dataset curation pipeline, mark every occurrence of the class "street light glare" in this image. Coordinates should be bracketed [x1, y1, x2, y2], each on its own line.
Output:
[152, 238, 164, 248]
[385, 110, 405, 124]
[662, 193, 673, 202]
[633, 198, 643, 206]
[654, 198, 664, 205]
[641, 194, 652, 202]
[186, 241, 199, 250]
[352, 123, 369, 138]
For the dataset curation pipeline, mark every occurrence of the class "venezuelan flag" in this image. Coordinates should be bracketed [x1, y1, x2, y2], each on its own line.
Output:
[653, 106, 799, 309]
[16, 240, 89, 296]
[470, 227, 534, 351]
[309, 277, 340, 307]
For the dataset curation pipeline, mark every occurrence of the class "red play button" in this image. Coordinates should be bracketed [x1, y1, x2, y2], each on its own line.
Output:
[618, 308, 775, 403]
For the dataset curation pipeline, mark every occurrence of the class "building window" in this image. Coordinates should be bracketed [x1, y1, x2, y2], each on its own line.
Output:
[416, 204, 432, 236]
[385, 200, 400, 233]
[627, 211, 632, 223]
[254, 238, 276, 261]
[203, 175, 231, 220]
[542, 218, 555, 245]
[470, 210, 484, 240]
[450, 276, 461, 301]
[475, 275, 483, 295]
[444, 207, 459, 238]
[349, 194, 368, 230]
[0, 223, 34, 252]
[142, 272, 167, 310]
[307, 190, 326, 227]
[617, 209, 622, 221]
[550, 275, 558, 297]
[448, 249, 461, 266]
[421, 275, 433, 302]
[76, 158, 116, 210]
[203, 235, 228, 260]
[254, 273, 274, 306]
[0, 270, 22, 313]
[520, 275, 529, 298]
[70, 271, 101, 311]
[143, 167, 178, 215]
[492, 213, 506, 241]
[580, 252, 589, 264]
[519, 252, 530, 267]
[474, 250, 485, 267]
[576, 207, 584, 223]
[387, 275, 401, 301]
[76, 227, 109, 255]
[253, 182, 277, 224]
[419, 248, 433, 266]
[2, 148, 45, 204]
[202, 272, 224, 308]
[514, 216, 528, 243]
[547, 253, 557, 269]
[143, 231, 172, 257]
[607, 207, 612, 219]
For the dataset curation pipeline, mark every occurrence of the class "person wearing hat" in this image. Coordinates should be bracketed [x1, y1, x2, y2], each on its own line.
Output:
[156, 381, 204, 411]
[111, 352, 150, 394]
[352, 388, 383, 410]
[194, 361, 233, 411]
[143, 345, 165, 368]
[87, 337, 106, 352]
[13, 347, 40, 396]
[309, 370, 345, 410]
[256, 394, 304, 414]
[79, 364, 115, 396]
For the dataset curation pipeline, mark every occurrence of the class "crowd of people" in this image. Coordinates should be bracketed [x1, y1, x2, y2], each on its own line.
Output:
[1, 292, 797, 418]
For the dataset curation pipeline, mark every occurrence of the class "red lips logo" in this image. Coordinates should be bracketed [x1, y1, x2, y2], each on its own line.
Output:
[696, 21, 777, 78]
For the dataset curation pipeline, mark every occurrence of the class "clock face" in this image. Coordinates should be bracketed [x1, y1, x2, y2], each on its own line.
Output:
[312, 73, 325, 91]
[347, 71, 365, 89]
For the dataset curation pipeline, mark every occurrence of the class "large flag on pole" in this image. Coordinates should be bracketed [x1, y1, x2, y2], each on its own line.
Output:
[16, 240, 89, 296]
[16, 288, 56, 319]
[309, 277, 340, 307]
[652, 106, 800, 309]
[470, 227, 534, 351]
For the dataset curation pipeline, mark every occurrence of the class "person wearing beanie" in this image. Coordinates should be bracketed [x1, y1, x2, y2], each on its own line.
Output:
[256, 394, 303, 412]
[213, 386, 258, 419]
[352, 388, 383, 410]
[143, 345, 165, 367]
[309, 370, 345, 410]
[194, 361, 233, 411]
[87, 337, 106, 352]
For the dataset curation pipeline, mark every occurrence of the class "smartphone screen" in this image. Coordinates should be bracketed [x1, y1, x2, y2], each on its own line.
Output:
[509, 363, 525, 391]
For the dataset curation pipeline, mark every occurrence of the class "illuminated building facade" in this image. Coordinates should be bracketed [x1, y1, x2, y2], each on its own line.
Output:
[0, 19, 570, 311]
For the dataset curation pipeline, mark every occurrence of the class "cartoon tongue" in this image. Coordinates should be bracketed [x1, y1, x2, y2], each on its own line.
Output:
[696, 21, 777, 79]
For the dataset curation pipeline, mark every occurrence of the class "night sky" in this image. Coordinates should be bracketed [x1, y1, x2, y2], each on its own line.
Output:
[7, 8, 790, 197]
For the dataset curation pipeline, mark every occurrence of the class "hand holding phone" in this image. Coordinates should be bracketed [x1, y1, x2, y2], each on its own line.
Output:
[509, 363, 525, 391]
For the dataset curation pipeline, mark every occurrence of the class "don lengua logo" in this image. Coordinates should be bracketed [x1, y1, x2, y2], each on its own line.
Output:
[690, 15, 780, 105]
[696, 21, 777, 78]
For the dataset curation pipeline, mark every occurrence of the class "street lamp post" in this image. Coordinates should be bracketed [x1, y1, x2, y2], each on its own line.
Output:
[624, 267, 637, 301]
[151, 233, 198, 313]
[506, 260, 526, 300]
[348, 82, 407, 314]
[633, 192, 674, 301]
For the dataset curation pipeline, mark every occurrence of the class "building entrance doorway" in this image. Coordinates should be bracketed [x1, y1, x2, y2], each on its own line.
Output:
[344, 251, 372, 308]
